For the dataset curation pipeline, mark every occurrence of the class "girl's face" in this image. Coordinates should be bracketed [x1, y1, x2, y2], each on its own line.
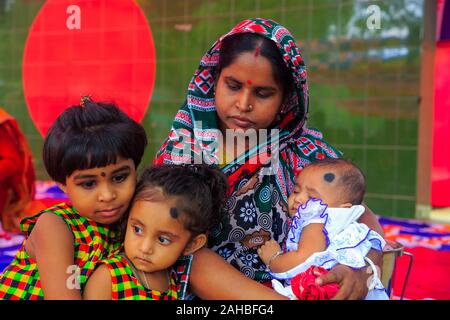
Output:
[215, 52, 284, 133]
[124, 199, 193, 273]
[59, 157, 136, 224]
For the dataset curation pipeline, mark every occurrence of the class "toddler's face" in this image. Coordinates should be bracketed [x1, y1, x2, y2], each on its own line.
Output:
[59, 157, 136, 224]
[124, 199, 193, 273]
[288, 165, 349, 216]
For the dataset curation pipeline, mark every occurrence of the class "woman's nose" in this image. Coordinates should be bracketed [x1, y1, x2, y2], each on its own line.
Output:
[236, 90, 251, 112]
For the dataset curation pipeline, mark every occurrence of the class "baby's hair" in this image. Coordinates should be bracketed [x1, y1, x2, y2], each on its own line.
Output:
[308, 158, 366, 205]
[132, 164, 229, 236]
[43, 98, 147, 184]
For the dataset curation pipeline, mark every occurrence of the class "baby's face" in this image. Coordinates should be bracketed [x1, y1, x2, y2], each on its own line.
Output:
[288, 165, 348, 216]
[59, 157, 136, 224]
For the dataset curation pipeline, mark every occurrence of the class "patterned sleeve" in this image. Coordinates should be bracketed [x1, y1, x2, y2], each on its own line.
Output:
[170, 255, 193, 300]
[296, 128, 342, 166]
[285, 199, 329, 253]
[283, 127, 343, 180]
[296, 198, 329, 229]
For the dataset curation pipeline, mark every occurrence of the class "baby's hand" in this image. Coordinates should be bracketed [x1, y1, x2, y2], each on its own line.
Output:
[257, 240, 282, 266]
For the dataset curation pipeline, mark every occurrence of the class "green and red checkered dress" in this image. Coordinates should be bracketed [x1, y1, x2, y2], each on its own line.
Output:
[103, 254, 192, 300]
[0, 202, 122, 300]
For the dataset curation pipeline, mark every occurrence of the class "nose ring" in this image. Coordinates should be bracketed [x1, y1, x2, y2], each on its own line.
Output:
[248, 104, 253, 111]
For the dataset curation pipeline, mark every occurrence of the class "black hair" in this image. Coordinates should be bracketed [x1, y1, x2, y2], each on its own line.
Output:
[132, 164, 229, 236]
[308, 158, 366, 205]
[217, 32, 294, 99]
[43, 99, 148, 184]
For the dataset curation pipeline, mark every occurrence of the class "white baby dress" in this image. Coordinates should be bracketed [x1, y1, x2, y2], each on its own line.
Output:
[271, 198, 389, 300]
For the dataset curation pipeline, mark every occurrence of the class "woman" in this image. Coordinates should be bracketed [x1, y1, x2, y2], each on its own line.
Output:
[0, 107, 35, 232]
[155, 18, 384, 299]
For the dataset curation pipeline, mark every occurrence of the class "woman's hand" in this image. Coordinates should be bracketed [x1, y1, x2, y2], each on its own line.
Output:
[315, 264, 369, 300]
[315, 249, 383, 300]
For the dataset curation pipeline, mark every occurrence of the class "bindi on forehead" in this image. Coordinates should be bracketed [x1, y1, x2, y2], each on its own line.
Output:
[169, 207, 178, 219]
[100, 172, 106, 177]
[253, 45, 261, 58]
[324, 172, 335, 183]
[247, 79, 253, 85]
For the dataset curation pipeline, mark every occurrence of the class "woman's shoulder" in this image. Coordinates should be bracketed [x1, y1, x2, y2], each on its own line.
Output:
[297, 127, 342, 159]
[282, 128, 343, 176]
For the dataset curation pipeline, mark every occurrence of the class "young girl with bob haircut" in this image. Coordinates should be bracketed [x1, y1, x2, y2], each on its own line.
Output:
[0, 98, 147, 299]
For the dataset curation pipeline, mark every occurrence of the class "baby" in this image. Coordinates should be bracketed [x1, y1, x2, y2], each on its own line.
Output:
[258, 158, 388, 300]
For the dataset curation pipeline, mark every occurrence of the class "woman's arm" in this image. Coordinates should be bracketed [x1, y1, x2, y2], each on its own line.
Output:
[28, 213, 81, 299]
[189, 248, 288, 300]
[358, 203, 384, 237]
[83, 264, 112, 300]
[258, 224, 326, 273]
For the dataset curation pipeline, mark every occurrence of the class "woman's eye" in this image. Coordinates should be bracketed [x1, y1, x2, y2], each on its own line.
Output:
[133, 225, 143, 235]
[227, 83, 240, 91]
[80, 181, 96, 189]
[112, 174, 127, 183]
[158, 236, 171, 245]
[255, 90, 272, 98]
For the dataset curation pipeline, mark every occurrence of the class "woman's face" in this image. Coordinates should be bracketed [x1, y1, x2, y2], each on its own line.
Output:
[215, 52, 284, 133]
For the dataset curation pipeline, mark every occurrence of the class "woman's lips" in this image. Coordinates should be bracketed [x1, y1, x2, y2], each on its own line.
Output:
[230, 116, 254, 129]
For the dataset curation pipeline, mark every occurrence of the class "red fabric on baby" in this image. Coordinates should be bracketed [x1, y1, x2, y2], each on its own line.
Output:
[291, 266, 340, 300]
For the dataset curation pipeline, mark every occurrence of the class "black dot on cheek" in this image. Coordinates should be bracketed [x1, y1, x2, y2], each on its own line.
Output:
[169, 207, 178, 219]
[324, 173, 335, 183]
